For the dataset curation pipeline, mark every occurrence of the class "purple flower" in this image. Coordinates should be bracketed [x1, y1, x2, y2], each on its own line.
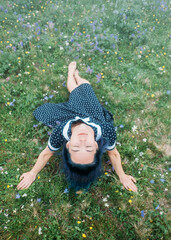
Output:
[119, 124, 124, 128]
[141, 210, 145, 218]
[168, 167, 171, 171]
[86, 66, 93, 74]
[160, 178, 165, 183]
[155, 205, 159, 210]
[47, 131, 51, 136]
[64, 188, 69, 194]
[112, 166, 115, 172]
[105, 102, 108, 105]
[150, 180, 154, 184]
[166, 90, 170, 95]
[49, 95, 54, 99]
[16, 194, 20, 199]
[37, 198, 41, 202]
[44, 96, 48, 100]
[96, 73, 101, 83]
[33, 124, 38, 128]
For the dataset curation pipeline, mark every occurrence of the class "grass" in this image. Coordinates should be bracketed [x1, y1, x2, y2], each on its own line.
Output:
[0, 0, 170, 239]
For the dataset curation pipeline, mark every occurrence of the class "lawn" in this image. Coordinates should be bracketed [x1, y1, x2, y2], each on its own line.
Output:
[0, 0, 170, 239]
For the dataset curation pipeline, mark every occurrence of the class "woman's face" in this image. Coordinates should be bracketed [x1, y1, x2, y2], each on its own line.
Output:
[66, 123, 98, 164]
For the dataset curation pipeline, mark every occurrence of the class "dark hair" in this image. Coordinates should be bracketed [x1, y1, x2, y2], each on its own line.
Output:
[61, 138, 108, 191]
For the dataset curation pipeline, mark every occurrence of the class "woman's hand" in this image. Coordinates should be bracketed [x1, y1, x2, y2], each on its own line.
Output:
[17, 171, 37, 190]
[119, 174, 138, 192]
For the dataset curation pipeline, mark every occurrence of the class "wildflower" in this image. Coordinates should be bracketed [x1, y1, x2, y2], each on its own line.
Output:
[150, 180, 154, 184]
[166, 90, 170, 95]
[151, 94, 155, 98]
[13, 208, 17, 213]
[16, 194, 20, 199]
[86, 66, 93, 74]
[30, 203, 34, 207]
[155, 205, 159, 210]
[38, 227, 42, 235]
[143, 138, 147, 142]
[42, 69, 45, 72]
[128, 200, 132, 204]
[132, 125, 137, 132]
[5, 139, 7, 142]
[37, 176, 40, 179]
[7, 185, 10, 188]
[119, 124, 124, 128]
[105, 172, 108, 175]
[103, 197, 108, 202]
[77, 221, 81, 224]
[64, 188, 69, 194]
[160, 178, 165, 183]
[96, 73, 101, 83]
[141, 210, 145, 218]
[104, 203, 109, 207]
[89, 227, 93, 230]
[22, 193, 27, 197]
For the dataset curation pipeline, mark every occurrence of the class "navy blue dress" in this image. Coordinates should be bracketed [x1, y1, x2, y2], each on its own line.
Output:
[33, 83, 117, 151]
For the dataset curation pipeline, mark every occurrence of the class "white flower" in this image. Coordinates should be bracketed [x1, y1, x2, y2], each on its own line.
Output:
[106, 195, 110, 198]
[135, 158, 139, 162]
[21, 205, 24, 209]
[4, 171, 8, 174]
[30, 203, 34, 207]
[103, 197, 108, 202]
[138, 55, 141, 58]
[60, 46, 64, 50]
[38, 227, 42, 235]
[139, 152, 144, 156]
[4, 213, 8, 217]
[4, 226, 7, 230]
[13, 208, 17, 213]
[160, 211, 163, 215]
[143, 138, 147, 142]
[104, 203, 109, 207]
[22, 193, 27, 197]
[17, 168, 20, 171]
[132, 125, 137, 132]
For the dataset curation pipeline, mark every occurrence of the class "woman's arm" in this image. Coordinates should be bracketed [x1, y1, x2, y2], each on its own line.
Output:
[17, 146, 54, 190]
[107, 148, 138, 192]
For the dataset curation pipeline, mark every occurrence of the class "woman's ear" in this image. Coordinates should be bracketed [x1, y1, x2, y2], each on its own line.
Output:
[66, 141, 70, 149]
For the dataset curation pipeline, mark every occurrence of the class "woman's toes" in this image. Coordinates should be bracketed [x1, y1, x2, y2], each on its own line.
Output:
[68, 61, 77, 72]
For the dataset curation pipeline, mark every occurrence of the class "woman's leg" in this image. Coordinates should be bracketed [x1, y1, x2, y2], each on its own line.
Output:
[74, 69, 90, 85]
[67, 62, 78, 93]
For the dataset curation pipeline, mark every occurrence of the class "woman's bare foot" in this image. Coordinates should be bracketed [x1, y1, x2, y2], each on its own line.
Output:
[74, 69, 90, 85]
[67, 62, 77, 93]
[68, 61, 77, 77]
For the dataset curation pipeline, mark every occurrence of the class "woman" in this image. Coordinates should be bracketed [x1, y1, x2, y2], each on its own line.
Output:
[17, 62, 138, 192]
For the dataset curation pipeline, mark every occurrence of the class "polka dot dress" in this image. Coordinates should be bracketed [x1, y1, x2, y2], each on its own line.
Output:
[33, 83, 117, 151]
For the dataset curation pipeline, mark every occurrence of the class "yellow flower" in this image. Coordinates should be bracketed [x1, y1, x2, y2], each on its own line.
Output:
[104, 55, 106, 58]
[162, 66, 165, 68]
[151, 94, 155, 98]
[115, 52, 117, 54]
[18, 57, 21, 59]
[42, 69, 45, 72]
[37, 176, 40, 179]
[89, 227, 93, 230]
[82, 234, 86, 238]
[77, 23, 80, 25]
[107, 51, 109, 54]
[105, 172, 108, 175]
[115, 190, 119, 193]
[128, 200, 132, 204]
[163, 53, 166, 55]
[77, 221, 81, 224]
[7, 185, 10, 188]
[128, 188, 132, 191]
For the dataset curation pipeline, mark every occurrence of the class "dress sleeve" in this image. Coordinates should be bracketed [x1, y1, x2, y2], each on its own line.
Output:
[103, 123, 117, 151]
[48, 126, 64, 152]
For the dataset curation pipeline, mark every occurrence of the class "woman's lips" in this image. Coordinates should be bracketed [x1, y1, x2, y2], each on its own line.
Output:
[78, 133, 88, 135]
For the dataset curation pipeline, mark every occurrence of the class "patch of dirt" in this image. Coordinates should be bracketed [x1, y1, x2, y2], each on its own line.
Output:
[154, 142, 171, 157]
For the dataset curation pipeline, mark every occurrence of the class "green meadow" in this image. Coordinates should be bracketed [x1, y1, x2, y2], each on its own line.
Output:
[0, 0, 170, 239]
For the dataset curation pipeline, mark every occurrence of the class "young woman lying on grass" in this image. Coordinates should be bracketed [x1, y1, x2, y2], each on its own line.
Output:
[17, 62, 138, 192]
